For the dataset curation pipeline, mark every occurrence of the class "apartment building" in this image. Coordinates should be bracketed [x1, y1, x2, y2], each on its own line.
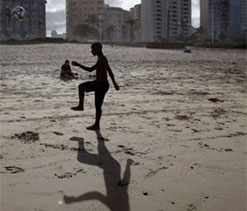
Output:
[103, 6, 130, 42]
[0, 0, 46, 40]
[200, 0, 243, 43]
[66, 0, 106, 41]
[167, 0, 191, 41]
[141, 0, 192, 42]
[241, 0, 247, 32]
[229, 0, 242, 40]
[130, 4, 141, 42]
[141, 0, 168, 42]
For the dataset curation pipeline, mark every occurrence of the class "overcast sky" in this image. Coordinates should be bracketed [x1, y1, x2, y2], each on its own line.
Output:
[46, 0, 200, 36]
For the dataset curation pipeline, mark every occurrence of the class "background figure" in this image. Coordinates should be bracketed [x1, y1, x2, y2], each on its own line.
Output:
[60, 60, 76, 79]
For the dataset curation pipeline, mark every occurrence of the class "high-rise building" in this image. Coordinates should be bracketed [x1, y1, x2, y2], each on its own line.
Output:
[200, 0, 243, 43]
[103, 6, 130, 42]
[130, 4, 141, 42]
[66, 0, 106, 41]
[141, 0, 192, 42]
[167, 0, 192, 41]
[241, 0, 247, 32]
[229, 0, 242, 40]
[0, 0, 46, 40]
[141, 0, 169, 42]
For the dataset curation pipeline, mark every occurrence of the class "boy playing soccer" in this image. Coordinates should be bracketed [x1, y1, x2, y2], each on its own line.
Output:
[71, 42, 119, 130]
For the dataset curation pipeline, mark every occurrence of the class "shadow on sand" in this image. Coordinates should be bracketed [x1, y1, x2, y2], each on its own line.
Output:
[64, 130, 133, 211]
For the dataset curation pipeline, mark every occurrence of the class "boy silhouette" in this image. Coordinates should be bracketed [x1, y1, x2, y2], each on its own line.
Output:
[71, 42, 119, 130]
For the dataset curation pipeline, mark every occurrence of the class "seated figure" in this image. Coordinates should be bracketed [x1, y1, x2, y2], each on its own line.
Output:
[60, 60, 76, 79]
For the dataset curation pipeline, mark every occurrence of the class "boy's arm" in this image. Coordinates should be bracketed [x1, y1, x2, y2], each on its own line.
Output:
[107, 64, 119, 90]
[72, 61, 96, 72]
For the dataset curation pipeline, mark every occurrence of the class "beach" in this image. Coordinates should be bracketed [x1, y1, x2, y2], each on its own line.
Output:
[0, 44, 246, 211]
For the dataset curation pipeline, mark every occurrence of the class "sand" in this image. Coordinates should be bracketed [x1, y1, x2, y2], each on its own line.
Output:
[0, 44, 246, 211]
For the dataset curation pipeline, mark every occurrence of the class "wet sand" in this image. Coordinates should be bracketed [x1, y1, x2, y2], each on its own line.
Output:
[0, 44, 246, 211]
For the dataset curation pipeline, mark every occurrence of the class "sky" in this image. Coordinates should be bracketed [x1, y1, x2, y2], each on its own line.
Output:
[46, 0, 200, 36]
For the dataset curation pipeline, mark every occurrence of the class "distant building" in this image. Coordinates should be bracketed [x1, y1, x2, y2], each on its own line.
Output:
[0, 0, 46, 40]
[103, 6, 130, 42]
[241, 0, 247, 32]
[51, 30, 66, 39]
[200, 0, 244, 43]
[141, 0, 192, 42]
[66, 0, 106, 41]
[51, 30, 57, 38]
[229, 0, 242, 41]
[167, 0, 192, 41]
[66, 0, 133, 42]
[141, 0, 168, 42]
[130, 4, 141, 42]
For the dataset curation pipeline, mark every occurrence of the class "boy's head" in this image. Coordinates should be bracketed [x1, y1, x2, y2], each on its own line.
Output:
[91, 42, 102, 56]
[65, 60, 70, 64]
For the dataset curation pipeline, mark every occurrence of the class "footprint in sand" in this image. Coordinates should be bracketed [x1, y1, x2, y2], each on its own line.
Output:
[4, 166, 25, 174]
[175, 114, 191, 121]
[186, 195, 209, 210]
[40, 143, 80, 151]
[145, 166, 169, 178]
[53, 131, 64, 136]
[117, 145, 136, 156]
[54, 168, 84, 179]
[211, 108, 226, 118]
[198, 142, 233, 152]
[208, 98, 224, 103]
[186, 204, 196, 210]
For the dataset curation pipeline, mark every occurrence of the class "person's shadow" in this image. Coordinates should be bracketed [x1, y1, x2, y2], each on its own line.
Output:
[64, 130, 133, 211]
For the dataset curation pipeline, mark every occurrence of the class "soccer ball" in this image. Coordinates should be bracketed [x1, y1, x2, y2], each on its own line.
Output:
[11, 6, 26, 21]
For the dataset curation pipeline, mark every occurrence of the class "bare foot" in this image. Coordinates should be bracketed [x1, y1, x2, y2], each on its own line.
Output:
[71, 106, 84, 111]
[86, 124, 100, 131]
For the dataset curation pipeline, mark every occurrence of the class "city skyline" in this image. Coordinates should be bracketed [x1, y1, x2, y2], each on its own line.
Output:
[46, 0, 200, 36]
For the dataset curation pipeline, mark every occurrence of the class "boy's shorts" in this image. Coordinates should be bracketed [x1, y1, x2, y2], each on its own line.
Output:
[83, 80, 109, 107]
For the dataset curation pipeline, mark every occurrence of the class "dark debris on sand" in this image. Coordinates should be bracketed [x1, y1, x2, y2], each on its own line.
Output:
[11, 131, 39, 144]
